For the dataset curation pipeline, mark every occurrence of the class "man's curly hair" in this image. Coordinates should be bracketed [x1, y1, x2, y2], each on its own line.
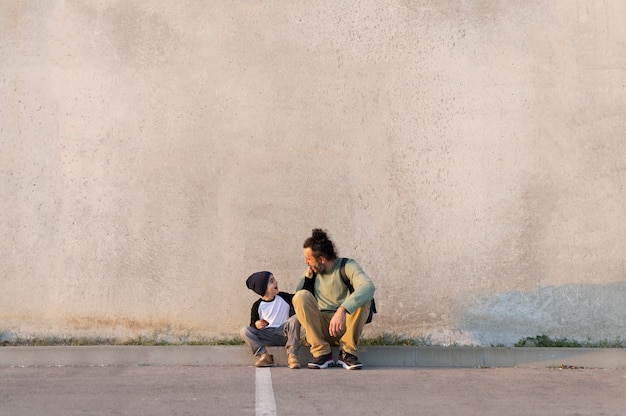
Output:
[303, 228, 337, 260]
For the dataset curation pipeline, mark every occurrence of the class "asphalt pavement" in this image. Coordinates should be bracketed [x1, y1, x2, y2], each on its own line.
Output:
[1, 346, 625, 416]
[2, 365, 625, 415]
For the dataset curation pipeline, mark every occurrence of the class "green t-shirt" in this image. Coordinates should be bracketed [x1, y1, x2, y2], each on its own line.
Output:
[295, 258, 375, 314]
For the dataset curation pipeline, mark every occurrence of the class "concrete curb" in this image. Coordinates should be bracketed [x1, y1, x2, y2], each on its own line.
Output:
[2, 346, 626, 368]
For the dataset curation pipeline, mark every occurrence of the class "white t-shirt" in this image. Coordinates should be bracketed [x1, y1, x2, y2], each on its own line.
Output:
[257, 295, 291, 328]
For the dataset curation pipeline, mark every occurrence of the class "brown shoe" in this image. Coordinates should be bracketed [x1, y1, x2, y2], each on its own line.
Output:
[287, 353, 300, 369]
[255, 353, 274, 367]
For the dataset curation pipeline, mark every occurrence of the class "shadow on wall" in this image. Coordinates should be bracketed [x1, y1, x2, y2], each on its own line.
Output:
[458, 282, 626, 346]
[0, 331, 17, 343]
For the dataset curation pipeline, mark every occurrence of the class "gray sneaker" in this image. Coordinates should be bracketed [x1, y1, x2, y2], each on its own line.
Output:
[336, 350, 362, 370]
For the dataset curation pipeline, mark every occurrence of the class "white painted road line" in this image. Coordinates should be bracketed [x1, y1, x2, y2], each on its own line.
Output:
[255, 367, 277, 416]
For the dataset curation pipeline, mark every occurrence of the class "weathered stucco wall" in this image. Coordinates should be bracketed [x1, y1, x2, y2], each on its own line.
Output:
[1, 1, 625, 346]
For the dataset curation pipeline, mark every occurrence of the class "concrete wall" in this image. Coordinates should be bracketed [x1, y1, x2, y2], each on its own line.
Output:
[1, 1, 625, 346]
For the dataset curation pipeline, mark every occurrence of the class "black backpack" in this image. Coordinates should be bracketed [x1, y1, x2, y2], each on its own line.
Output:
[304, 258, 377, 324]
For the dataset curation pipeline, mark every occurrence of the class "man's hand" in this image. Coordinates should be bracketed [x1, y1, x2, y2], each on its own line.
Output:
[305, 266, 315, 278]
[329, 307, 347, 337]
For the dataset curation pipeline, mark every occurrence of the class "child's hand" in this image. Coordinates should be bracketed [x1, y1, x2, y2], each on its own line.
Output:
[255, 319, 269, 330]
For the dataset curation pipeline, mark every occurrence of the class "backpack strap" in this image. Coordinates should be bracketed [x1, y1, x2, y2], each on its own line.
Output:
[340, 258, 377, 321]
[339, 258, 354, 293]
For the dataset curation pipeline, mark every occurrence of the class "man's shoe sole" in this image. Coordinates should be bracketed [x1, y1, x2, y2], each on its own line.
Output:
[336, 360, 362, 370]
[307, 360, 334, 369]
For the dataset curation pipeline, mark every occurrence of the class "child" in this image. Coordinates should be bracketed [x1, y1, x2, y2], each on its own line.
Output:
[240, 271, 301, 369]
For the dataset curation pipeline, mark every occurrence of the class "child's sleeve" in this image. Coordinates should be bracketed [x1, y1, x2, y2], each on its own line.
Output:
[249, 299, 261, 327]
[278, 292, 296, 317]
[278, 292, 294, 307]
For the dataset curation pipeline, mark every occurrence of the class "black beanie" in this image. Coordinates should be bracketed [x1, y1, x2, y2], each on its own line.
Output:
[246, 271, 272, 296]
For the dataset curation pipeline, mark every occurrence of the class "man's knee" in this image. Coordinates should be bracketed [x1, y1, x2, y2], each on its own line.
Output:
[293, 289, 314, 306]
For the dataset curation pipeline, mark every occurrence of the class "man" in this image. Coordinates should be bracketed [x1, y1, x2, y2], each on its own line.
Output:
[293, 229, 375, 370]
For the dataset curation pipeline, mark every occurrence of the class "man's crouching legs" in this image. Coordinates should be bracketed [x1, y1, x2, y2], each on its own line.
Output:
[292, 290, 331, 358]
[339, 300, 370, 356]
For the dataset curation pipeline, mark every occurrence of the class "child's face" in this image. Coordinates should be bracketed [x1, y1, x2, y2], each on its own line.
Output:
[263, 275, 279, 299]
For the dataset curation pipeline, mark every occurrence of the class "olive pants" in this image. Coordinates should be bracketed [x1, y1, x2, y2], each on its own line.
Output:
[292, 289, 370, 358]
